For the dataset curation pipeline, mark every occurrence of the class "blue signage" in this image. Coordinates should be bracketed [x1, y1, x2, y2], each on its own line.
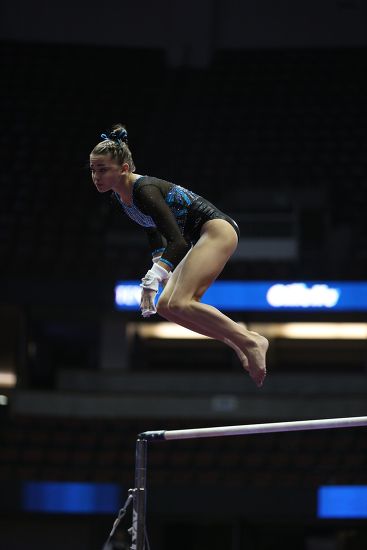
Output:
[22, 481, 122, 514]
[115, 281, 367, 312]
[318, 486, 367, 519]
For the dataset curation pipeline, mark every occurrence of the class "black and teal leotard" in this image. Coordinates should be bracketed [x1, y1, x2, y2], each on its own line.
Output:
[114, 176, 239, 270]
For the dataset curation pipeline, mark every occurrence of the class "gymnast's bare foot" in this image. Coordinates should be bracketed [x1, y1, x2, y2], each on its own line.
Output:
[241, 331, 268, 388]
[224, 338, 249, 372]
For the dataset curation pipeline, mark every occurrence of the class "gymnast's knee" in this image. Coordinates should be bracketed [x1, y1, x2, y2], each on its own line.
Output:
[156, 296, 171, 318]
[157, 295, 196, 318]
[165, 297, 192, 316]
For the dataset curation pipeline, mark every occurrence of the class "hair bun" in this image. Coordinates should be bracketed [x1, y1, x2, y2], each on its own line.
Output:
[100, 124, 128, 145]
[110, 124, 128, 144]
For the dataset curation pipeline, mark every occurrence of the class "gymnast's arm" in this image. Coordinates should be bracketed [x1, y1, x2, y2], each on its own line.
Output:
[144, 227, 167, 263]
[135, 184, 191, 271]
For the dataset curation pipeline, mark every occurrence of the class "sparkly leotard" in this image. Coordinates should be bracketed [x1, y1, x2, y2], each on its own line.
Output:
[114, 176, 239, 269]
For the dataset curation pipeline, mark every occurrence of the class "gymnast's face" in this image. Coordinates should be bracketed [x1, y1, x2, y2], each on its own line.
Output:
[90, 154, 128, 193]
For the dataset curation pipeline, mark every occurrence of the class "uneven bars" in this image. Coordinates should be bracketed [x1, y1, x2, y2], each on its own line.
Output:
[140, 416, 367, 442]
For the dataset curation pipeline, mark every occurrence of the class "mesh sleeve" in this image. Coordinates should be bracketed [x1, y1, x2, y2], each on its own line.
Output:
[144, 227, 167, 257]
[135, 184, 191, 269]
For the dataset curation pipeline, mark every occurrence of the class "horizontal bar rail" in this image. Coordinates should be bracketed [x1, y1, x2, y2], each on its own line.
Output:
[140, 416, 367, 442]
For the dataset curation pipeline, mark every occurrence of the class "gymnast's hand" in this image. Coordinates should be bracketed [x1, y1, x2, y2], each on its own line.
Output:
[140, 288, 157, 318]
[140, 262, 170, 317]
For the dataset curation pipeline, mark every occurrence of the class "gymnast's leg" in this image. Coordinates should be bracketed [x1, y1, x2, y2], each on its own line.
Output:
[157, 219, 268, 387]
[159, 295, 250, 371]
[159, 258, 249, 369]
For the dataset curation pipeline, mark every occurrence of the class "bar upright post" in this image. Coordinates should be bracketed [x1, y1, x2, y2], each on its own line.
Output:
[130, 438, 147, 550]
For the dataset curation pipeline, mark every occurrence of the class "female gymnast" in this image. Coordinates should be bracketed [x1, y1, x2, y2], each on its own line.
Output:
[90, 124, 268, 387]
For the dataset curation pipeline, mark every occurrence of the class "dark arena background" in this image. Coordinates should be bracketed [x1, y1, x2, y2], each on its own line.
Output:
[1, 1, 367, 549]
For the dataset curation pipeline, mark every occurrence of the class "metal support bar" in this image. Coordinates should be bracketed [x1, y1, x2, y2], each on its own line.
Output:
[130, 438, 147, 550]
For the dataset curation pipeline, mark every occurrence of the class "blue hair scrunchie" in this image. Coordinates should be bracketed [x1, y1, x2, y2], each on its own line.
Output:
[100, 128, 128, 145]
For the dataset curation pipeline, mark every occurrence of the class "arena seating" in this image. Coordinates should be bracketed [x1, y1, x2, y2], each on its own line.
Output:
[1, 415, 366, 489]
[1, 42, 366, 282]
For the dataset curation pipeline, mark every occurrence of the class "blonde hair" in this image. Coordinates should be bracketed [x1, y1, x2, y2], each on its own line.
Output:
[91, 123, 136, 171]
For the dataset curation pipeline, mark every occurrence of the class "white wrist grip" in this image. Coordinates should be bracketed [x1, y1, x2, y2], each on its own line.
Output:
[140, 262, 169, 291]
